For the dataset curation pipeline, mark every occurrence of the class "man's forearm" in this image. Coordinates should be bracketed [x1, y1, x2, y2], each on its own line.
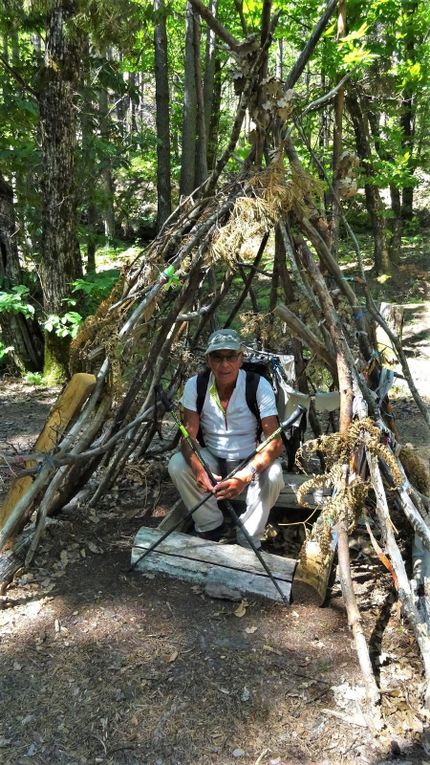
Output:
[235, 438, 283, 483]
[180, 438, 202, 475]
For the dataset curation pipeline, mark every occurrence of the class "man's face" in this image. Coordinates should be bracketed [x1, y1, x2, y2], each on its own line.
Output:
[207, 350, 243, 387]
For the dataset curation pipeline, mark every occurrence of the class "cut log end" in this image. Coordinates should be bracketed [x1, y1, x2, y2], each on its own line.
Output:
[291, 539, 335, 606]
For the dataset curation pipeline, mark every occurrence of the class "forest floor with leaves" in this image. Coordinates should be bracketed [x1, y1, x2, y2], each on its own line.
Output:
[0, 247, 429, 765]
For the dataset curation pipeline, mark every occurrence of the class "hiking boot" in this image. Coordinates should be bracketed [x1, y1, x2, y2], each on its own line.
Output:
[218, 526, 236, 545]
[195, 523, 228, 542]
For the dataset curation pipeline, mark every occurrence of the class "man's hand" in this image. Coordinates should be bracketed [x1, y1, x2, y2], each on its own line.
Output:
[193, 466, 221, 493]
[213, 472, 250, 500]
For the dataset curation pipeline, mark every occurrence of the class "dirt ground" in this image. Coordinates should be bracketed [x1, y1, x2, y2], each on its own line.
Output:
[0, 255, 429, 765]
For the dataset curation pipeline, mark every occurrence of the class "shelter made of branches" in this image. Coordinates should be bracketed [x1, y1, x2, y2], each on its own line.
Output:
[1, 0, 430, 728]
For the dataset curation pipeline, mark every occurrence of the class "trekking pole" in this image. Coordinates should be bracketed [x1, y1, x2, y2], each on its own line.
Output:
[131, 390, 305, 603]
[130, 402, 305, 570]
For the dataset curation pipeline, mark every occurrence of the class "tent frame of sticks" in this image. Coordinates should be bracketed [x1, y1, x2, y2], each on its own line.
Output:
[1, 0, 430, 729]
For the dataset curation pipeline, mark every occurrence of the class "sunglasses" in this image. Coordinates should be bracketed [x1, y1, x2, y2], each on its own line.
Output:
[209, 352, 242, 363]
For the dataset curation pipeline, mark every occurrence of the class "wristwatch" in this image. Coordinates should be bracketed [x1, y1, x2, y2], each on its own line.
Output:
[249, 465, 258, 483]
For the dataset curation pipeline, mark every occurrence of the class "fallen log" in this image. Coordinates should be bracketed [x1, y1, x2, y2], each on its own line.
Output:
[131, 527, 295, 603]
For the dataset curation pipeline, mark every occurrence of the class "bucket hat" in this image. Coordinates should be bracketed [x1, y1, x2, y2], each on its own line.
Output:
[205, 329, 243, 355]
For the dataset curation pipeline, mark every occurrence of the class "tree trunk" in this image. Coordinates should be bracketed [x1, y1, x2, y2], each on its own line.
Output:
[400, 2, 418, 222]
[400, 90, 415, 221]
[276, 39, 283, 80]
[99, 83, 116, 242]
[346, 94, 390, 274]
[203, 0, 218, 156]
[0, 174, 43, 372]
[154, 0, 172, 231]
[193, 13, 208, 187]
[367, 107, 402, 263]
[180, 2, 197, 196]
[80, 47, 98, 273]
[38, 0, 84, 380]
[206, 56, 221, 171]
[330, 0, 346, 255]
[389, 186, 402, 263]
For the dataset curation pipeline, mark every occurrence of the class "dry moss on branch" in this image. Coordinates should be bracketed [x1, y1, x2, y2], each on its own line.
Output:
[295, 418, 406, 556]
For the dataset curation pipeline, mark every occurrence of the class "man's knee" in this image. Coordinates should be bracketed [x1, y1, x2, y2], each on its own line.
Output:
[168, 451, 187, 482]
[267, 460, 284, 486]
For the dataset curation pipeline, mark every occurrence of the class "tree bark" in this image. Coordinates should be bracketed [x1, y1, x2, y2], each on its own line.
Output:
[38, 0, 84, 379]
[154, 0, 172, 230]
[180, 2, 198, 196]
[206, 56, 221, 171]
[368, 451, 430, 707]
[337, 519, 381, 715]
[193, 13, 208, 186]
[203, 0, 217, 150]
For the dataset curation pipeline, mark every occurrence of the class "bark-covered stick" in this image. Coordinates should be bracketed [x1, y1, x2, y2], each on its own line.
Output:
[367, 450, 430, 708]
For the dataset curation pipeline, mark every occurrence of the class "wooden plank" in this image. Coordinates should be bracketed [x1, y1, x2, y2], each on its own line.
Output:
[131, 527, 296, 603]
[0, 373, 96, 530]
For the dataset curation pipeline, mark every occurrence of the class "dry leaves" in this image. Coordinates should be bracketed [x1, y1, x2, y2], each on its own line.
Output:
[234, 599, 249, 618]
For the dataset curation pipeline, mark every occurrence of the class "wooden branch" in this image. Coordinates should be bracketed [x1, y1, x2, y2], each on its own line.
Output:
[0, 53, 37, 97]
[302, 75, 351, 114]
[175, 306, 210, 321]
[260, 0, 272, 46]
[192, 270, 235, 345]
[224, 233, 269, 327]
[203, 31, 276, 194]
[279, 221, 320, 312]
[385, 475, 430, 553]
[275, 303, 336, 375]
[111, 196, 238, 438]
[233, 0, 248, 35]
[89, 259, 207, 503]
[281, 219, 339, 354]
[367, 450, 430, 707]
[337, 520, 381, 716]
[292, 117, 428, 423]
[298, 219, 357, 306]
[284, 0, 338, 91]
[189, 0, 241, 51]
[24, 395, 111, 566]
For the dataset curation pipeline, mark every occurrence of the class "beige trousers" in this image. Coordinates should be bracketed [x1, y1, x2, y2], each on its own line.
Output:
[168, 448, 284, 547]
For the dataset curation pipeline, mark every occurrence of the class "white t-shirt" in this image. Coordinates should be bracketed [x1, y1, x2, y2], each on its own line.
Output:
[181, 368, 278, 459]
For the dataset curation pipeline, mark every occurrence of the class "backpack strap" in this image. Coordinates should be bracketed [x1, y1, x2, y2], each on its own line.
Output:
[196, 368, 211, 446]
[244, 371, 262, 439]
[196, 368, 211, 415]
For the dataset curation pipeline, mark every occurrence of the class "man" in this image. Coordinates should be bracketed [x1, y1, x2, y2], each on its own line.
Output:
[168, 329, 284, 548]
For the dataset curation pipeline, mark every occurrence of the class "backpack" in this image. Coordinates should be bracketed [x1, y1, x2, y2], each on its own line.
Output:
[195, 356, 306, 471]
